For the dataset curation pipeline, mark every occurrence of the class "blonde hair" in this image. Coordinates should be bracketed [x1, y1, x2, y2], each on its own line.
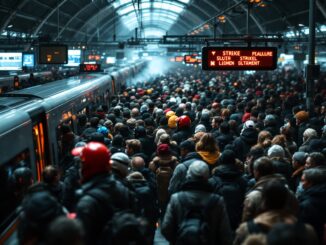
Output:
[196, 133, 219, 153]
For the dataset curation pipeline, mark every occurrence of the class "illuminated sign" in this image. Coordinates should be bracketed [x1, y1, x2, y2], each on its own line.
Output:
[23, 53, 34, 67]
[0, 52, 22, 70]
[184, 55, 201, 64]
[202, 47, 277, 70]
[38, 44, 68, 64]
[79, 64, 101, 72]
[175, 56, 184, 62]
[65, 50, 81, 67]
[88, 55, 101, 61]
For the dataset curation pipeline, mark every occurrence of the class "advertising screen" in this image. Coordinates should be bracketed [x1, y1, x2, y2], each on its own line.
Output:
[0, 52, 22, 71]
[106, 57, 116, 64]
[202, 47, 277, 70]
[23, 53, 35, 67]
[38, 44, 68, 64]
[65, 50, 81, 67]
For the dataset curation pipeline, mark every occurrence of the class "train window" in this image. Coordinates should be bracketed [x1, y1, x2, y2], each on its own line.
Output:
[0, 149, 31, 236]
[32, 123, 46, 181]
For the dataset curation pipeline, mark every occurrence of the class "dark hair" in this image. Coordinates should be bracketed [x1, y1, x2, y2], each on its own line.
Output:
[89, 117, 99, 127]
[219, 122, 230, 134]
[308, 152, 325, 166]
[253, 157, 274, 176]
[42, 166, 59, 184]
[303, 168, 326, 186]
[262, 180, 288, 210]
[112, 134, 124, 148]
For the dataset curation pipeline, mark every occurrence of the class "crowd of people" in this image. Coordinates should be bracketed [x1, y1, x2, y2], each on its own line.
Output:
[6, 64, 326, 245]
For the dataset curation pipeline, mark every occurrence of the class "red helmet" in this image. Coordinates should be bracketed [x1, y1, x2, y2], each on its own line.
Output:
[80, 142, 111, 182]
[177, 115, 191, 129]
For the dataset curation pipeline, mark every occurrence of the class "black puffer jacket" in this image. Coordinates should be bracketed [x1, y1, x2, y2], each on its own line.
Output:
[76, 174, 137, 245]
[162, 180, 233, 245]
[172, 128, 193, 144]
[299, 183, 326, 242]
[128, 179, 159, 224]
[209, 164, 247, 230]
[231, 128, 258, 162]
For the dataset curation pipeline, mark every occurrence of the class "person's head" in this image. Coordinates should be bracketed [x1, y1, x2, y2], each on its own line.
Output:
[42, 166, 60, 185]
[112, 134, 124, 148]
[18, 191, 64, 245]
[125, 139, 142, 156]
[46, 217, 84, 245]
[131, 156, 145, 170]
[303, 128, 317, 142]
[89, 117, 99, 128]
[218, 149, 236, 165]
[111, 152, 131, 178]
[261, 180, 288, 211]
[257, 130, 272, 146]
[154, 128, 166, 144]
[292, 151, 308, 169]
[131, 108, 139, 118]
[305, 152, 325, 169]
[156, 144, 170, 156]
[271, 135, 287, 148]
[78, 142, 111, 182]
[295, 111, 309, 125]
[267, 145, 285, 159]
[177, 115, 191, 130]
[12, 167, 33, 196]
[196, 133, 219, 153]
[168, 115, 178, 129]
[186, 160, 209, 181]
[194, 124, 206, 134]
[253, 157, 274, 180]
[158, 133, 171, 145]
[301, 167, 326, 189]
[180, 140, 196, 158]
[211, 116, 223, 129]
[219, 122, 230, 134]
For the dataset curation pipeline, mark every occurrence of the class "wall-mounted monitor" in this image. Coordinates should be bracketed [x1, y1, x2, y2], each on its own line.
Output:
[22, 53, 35, 67]
[0, 52, 22, 71]
[106, 57, 116, 64]
[65, 49, 81, 67]
[38, 44, 68, 64]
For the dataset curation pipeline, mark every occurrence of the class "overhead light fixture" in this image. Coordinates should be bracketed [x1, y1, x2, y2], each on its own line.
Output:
[7, 24, 13, 28]
[218, 15, 226, 23]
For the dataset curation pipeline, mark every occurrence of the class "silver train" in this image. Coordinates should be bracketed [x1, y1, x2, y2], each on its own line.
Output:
[0, 68, 79, 93]
[0, 61, 146, 243]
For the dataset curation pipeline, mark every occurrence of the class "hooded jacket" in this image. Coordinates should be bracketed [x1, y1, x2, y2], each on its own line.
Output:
[161, 180, 233, 245]
[232, 128, 258, 162]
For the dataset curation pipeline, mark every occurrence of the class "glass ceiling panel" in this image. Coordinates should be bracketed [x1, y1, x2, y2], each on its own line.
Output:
[114, 0, 190, 37]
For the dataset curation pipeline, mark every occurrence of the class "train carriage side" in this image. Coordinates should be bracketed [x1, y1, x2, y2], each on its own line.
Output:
[40, 74, 114, 165]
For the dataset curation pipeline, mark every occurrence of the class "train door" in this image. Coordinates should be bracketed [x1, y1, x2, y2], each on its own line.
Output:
[30, 112, 49, 181]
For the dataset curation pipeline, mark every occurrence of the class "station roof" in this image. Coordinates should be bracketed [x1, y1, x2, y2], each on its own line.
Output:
[0, 0, 325, 42]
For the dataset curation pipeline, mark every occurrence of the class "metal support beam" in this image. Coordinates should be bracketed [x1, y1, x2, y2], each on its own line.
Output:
[0, 0, 29, 33]
[316, 0, 326, 18]
[306, 0, 317, 114]
[32, 0, 69, 36]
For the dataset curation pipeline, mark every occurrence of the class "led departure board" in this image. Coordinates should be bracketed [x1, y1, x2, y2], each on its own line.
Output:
[79, 64, 101, 72]
[202, 47, 277, 70]
[184, 55, 201, 64]
[175, 56, 184, 62]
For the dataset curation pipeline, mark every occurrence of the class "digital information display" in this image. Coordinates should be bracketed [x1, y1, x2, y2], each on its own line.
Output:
[80, 64, 101, 72]
[23, 53, 35, 67]
[184, 55, 202, 64]
[202, 47, 277, 70]
[175, 56, 184, 62]
[38, 44, 68, 64]
[0, 52, 22, 71]
[65, 50, 81, 67]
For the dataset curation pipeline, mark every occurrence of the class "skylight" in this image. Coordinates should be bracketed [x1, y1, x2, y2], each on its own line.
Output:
[113, 0, 190, 37]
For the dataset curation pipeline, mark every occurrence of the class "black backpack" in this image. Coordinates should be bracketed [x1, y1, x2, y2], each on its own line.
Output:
[175, 192, 216, 245]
